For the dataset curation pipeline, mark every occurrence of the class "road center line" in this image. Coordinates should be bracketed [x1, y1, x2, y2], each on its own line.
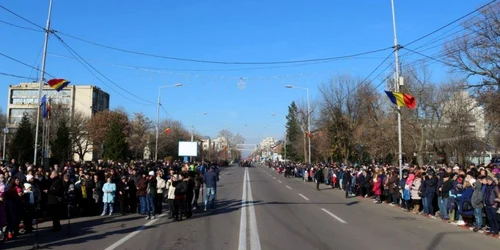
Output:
[104, 214, 166, 250]
[246, 167, 262, 250]
[277, 180, 282, 183]
[321, 208, 348, 224]
[272, 177, 276, 180]
[238, 168, 248, 250]
[298, 193, 310, 201]
[286, 185, 292, 189]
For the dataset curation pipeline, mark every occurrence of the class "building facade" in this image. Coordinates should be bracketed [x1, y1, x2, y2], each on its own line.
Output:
[6, 82, 110, 161]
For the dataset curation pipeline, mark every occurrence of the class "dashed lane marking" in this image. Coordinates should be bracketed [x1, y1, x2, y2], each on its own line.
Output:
[321, 208, 348, 224]
[298, 193, 309, 201]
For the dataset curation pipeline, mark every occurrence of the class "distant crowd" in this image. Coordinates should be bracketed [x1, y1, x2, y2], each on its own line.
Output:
[0, 158, 222, 243]
[270, 160, 500, 236]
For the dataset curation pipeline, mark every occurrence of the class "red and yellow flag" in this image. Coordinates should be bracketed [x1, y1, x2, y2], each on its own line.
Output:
[164, 127, 171, 134]
[47, 78, 70, 92]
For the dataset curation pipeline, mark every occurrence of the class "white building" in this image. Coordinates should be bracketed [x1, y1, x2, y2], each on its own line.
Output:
[259, 137, 276, 150]
[6, 82, 110, 161]
[444, 91, 485, 139]
[212, 136, 228, 151]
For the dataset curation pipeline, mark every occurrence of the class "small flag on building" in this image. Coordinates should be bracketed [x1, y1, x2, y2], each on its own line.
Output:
[47, 78, 70, 92]
[384, 91, 416, 109]
[164, 127, 171, 134]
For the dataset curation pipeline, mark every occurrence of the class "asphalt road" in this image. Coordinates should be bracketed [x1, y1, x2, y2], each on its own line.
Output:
[5, 165, 500, 250]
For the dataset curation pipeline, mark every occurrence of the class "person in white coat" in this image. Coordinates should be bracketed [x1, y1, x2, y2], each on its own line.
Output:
[101, 177, 116, 216]
[156, 170, 167, 214]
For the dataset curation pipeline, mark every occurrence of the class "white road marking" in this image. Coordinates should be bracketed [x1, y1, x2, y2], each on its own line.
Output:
[298, 193, 309, 201]
[321, 208, 348, 224]
[286, 185, 292, 189]
[272, 177, 276, 180]
[246, 168, 262, 250]
[238, 168, 248, 250]
[277, 180, 282, 183]
[104, 214, 166, 250]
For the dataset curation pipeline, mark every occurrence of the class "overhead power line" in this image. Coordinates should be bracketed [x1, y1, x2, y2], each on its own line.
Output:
[341, 51, 395, 101]
[0, 72, 37, 80]
[403, 0, 497, 47]
[53, 34, 155, 106]
[55, 30, 393, 65]
[0, 5, 45, 30]
[0, 52, 56, 78]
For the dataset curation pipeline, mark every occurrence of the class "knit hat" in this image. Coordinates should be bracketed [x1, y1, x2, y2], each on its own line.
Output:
[148, 171, 154, 176]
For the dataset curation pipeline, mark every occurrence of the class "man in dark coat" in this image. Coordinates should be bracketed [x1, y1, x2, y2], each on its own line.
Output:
[47, 171, 64, 232]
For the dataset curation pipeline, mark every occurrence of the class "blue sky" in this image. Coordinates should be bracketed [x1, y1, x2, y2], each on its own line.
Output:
[0, 0, 488, 145]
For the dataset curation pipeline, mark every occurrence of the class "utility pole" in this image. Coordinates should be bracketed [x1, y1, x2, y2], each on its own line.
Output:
[391, 0, 404, 180]
[34, 0, 54, 166]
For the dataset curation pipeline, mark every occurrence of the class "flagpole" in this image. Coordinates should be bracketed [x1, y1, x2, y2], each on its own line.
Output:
[34, 0, 54, 166]
[391, 0, 403, 180]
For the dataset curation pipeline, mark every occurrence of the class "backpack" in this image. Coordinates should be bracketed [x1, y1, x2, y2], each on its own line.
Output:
[462, 200, 473, 212]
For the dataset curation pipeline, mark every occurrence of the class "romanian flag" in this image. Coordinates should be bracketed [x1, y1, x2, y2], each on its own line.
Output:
[47, 79, 70, 92]
[384, 91, 416, 109]
[164, 127, 171, 134]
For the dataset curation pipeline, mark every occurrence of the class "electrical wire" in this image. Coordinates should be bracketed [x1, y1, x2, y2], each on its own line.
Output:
[0, 19, 42, 32]
[0, 72, 37, 80]
[402, 47, 453, 67]
[55, 30, 393, 65]
[403, 0, 497, 47]
[341, 52, 395, 101]
[0, 52, 56, 78]
[53, 34, 155, 105]
[0, 5, 45, 30]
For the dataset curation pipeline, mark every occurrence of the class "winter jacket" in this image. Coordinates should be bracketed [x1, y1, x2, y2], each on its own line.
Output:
[411, 178, 422, 200]
[483, 184, 499, 206]
[102, 182, 116, 203]
[156, 177, 167, 194]
[458, 186, 473, 215]
[423, 177, 437, 195]
[471, 182, 484, 209]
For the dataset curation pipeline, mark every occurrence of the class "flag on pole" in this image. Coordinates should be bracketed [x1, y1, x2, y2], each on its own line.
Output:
[384, 91, 416, 109]
[305, 131, 312, 138]
[41, 95, 50, 119]
[164, 127, 171, 134]
[47, 78, 70, 91]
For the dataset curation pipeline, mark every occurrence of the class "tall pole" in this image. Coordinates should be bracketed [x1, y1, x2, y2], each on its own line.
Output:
[391, 0, 403, 180]
[306, 88, 311, 164]
[34, 0, 54, 166]
[2, 132, 6, 161]
[155, 88, 161, 162]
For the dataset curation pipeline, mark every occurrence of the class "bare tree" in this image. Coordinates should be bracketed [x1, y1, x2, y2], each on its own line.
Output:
[444, 3, 500, 151]
[129, 112, 152, 159]
[70, 112, 92, 162]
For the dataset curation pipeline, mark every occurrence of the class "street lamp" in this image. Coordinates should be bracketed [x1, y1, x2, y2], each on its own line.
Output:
[191, 112, 208, 142]
[190, 112, 207, 162]
[155, 83, 182, 161]
[2, 127, 9, 161]
[285, 85, 311, 164]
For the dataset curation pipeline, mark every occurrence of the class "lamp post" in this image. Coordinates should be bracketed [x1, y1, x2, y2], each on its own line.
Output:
[190, 112, 207, 162]
[2, 127, 9, 161]
[285, 85, 311, 164]
[191, 112, 208, 142]
[155, 83, 182, 161]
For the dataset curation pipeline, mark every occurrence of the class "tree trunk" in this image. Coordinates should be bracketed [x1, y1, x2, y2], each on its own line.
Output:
[303, 133, 307, 163]
[417, 124, 425, 167]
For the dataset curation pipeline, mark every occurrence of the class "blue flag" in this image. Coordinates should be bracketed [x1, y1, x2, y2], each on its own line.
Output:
[41, 95, 49, 119]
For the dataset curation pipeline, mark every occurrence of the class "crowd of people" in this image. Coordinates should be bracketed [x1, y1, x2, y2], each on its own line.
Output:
[0, 158, 221, 243]
[270, 161, 500, 236]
